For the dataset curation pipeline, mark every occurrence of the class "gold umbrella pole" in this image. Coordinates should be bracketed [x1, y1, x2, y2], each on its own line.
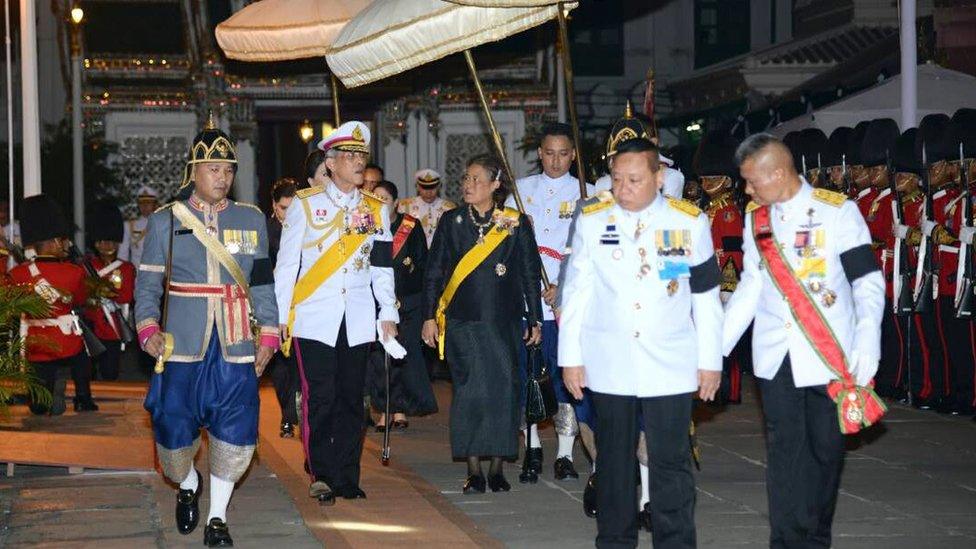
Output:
[331, 73, 342, 126]
[556, 3, 587, 198]
[463, 49, 551, 288]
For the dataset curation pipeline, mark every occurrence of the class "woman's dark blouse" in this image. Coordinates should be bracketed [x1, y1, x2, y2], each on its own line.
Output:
[392, 213, 428, 298]
[422, 206, 543, 325]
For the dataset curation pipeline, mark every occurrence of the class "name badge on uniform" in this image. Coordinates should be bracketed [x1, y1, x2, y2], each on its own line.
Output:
[600, 223, 619, 245]
[223, 229, 258, 255]
[314, 208, 329, 224]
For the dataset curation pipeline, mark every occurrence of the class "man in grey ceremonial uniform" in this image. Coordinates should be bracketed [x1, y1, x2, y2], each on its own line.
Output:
[560, 138, 723, 548]
[275, 121, 402, 504]
[724, 134, 885, 548]
[136, 116, 280, 546]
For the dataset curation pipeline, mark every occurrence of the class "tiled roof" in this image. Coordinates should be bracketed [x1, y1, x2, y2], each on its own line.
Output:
[756, 25, 897, 66]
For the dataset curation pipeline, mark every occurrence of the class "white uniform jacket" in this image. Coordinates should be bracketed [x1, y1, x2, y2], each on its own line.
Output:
[558, 193, 724, 397]
[506, 172, 581, 321]
[398, 196, 456, 247]
[274, 184, 398, 348]
[121, 215, 150, 267]
[722, 181, 885, 388]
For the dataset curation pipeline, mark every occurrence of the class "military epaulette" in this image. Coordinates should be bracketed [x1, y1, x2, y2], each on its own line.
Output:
[443, 199, 457, 208]
[153, 202, 175, 213]
[581, 191, 614, 216]
[236, 202, 264, 214]
[745, 201, 761, 214]
[812, 188, 847, 207]
[361, 189, 388, 204]
[666, 196, 702, 218]
[295, 186, 323, 200]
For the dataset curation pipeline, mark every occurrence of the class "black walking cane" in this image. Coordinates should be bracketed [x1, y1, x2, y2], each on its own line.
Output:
[381, 349, 392, 466]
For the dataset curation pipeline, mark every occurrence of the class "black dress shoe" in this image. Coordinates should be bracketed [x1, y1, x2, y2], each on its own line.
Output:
[309, 480, 335, 505]
[203, 517, 233, 547]
[393, 419, 409, 430]
[176, 471, 202, 535]
[73, 396, 99, 412]
[554, 457, 579, 480]
[524, 447, 543, 474]
[279, 422, 295, 438]
[463, 474, 486, 494]
[583, 473, 597, 518]
[638, 502, 653, 532]
[375, 423, 388, 433]
[487, 474, 510, 492]
[339, 486, 367, 499]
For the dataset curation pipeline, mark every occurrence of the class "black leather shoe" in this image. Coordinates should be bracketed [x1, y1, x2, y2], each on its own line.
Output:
[583, 473, 597, 518]
[554, 457, 579, 480]
[487, 474, 510, 492]
[638, 502, 653, 532]
[203, 517, 233, 547]
[176, 470, 202, 535]
[524, 447, 543, 474]
[309, 480, 335, 505]
[279, 422, 294, 438]
[375, 423, 388, 433]
[73, 396, 99, 412]
[393, 419, 409, 430]
[463, 474, 486, 494]
[339, 486, 367, 499]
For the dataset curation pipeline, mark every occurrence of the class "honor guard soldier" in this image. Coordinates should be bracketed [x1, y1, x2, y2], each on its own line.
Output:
[825, 127, 854, 191]
[505, 122, 588, 482]
[724, 134, 886, 548]
[697, 130, 745, 404]
[9, 194, 98, 415]
[274, 121, 401, 505]
[398, 168, 456, 247]
[798, 128, 830, 188]
[84, 200, 135, 381]
[560, 138, 723, 548]
[136, 116, 280, 546]
[121, 185, 159, 268]
[847, 121, 875, 208]
[949, 109, 976, 416]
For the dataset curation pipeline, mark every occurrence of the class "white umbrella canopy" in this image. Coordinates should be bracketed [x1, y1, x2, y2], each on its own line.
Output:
[215, 0, 372, 62]
[444, 0, 561, 5]
[326, 0, 574, 88]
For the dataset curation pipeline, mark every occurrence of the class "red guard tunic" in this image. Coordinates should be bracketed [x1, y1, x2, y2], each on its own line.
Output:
[933, 186, 963, 297]
[853, 187, 879, 223]
[84, 257, 135, 341]
[865, 187, 895, 296]
[707, 191, 744, 402]
[8, 256, 87, 362]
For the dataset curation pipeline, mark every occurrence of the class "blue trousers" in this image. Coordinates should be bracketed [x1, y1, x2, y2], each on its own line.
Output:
[519, 320, 595, 427]
[144, 332, 259, 482]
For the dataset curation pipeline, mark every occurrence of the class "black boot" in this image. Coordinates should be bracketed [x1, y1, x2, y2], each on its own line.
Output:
[518, 448, 539, 484]
[583, 473, 597, 518]
[175, 470, 202, 535]
[73, 396, 99, 412]
[553, 457, 579, 480]
[203, 517, 233, 547]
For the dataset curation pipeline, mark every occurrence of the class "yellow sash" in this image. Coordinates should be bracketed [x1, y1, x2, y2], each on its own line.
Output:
[436, 223, 513, 359]
[281, 196, 383, 356]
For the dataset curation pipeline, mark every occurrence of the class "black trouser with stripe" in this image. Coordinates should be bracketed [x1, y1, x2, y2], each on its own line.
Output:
[293, 320, 369, 490]
[759, 356, 844, 549]
[937, 295, 976, 411]
[592, 390, 696, 549]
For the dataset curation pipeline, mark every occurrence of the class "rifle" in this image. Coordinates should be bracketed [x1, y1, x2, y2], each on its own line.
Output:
[890, 154, 914, 316]
[842, 154, 852, 195]
[69, 244, 136, 347]
[913, 146, 937, 313]
[955, 152, 974, 319]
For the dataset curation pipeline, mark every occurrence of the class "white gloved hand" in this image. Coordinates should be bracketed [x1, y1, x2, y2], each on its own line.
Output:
[894, 224, 909, 239]
[959, 226, 976, 245]
[849, 350, 879, 387]
[377, 320, 407, 359]
[922, 220, 936, 237]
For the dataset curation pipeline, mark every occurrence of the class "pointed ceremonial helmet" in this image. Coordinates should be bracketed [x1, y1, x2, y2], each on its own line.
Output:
[178, 112, 238, 199]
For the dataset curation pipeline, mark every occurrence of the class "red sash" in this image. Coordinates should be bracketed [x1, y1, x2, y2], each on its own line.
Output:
[392, 216, 417, 258]
[753, 206, 886, 434]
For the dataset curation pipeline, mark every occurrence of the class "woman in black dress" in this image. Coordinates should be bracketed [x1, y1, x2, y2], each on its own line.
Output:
[422, 154, 543, 493]
[368, 181, 438, 429]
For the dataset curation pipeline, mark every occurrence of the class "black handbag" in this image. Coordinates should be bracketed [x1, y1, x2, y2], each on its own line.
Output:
[525, 344, 557, 424]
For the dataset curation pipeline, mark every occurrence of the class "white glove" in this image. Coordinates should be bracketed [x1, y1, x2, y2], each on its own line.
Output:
[894, 224, 909, 239]
[922, 220, 936, 237]
[959, 226, 976, 245]
[377, 320, 407, 359]
[849, 350, 879, 387]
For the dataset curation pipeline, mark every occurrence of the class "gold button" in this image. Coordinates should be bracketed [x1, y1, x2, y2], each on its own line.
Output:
[785, 321, 791, 329]
[546, 208, 552, 215]
[633, 331, 640, 338]
[341, 288, 346, 294]
[634, 302, 641, 310]
[544, 228, 550, 234]
[342, 267, 347, 274]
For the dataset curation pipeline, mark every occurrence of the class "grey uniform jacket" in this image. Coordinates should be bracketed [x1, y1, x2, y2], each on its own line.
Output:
[135, 196, 279, 363]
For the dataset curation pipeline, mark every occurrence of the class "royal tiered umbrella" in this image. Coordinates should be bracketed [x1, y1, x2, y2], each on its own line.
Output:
[327, 0, 576, 213]
[215, 0, 373, 125]
[444, 0, 587, 196]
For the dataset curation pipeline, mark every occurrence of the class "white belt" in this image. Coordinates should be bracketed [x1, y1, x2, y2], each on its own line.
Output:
[939, 245, 960, 254]
[22, 314, 81, 335]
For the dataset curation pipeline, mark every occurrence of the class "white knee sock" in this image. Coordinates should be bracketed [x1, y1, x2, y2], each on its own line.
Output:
[639, 463, 650, 508]
[522, 425, 542, 449]
[556, 434, 575, 459]
[207, 474, 235, 522]
[179, 468, 199, 492]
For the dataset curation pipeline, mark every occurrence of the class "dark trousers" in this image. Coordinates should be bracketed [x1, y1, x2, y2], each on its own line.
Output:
[93, 339, 122, 381]
[33, 352, 92, 400]
[937, 295, 976, 411]
[592, 390, 696, 549]
[877, 304, 904, 396]
[269, 351, 299, 424]
[912, 310, 946, 399]
[759, 357, 844, 549]
[293, 320, 369, 490]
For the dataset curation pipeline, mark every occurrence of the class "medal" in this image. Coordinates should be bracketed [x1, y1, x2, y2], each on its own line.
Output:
[226, 241, 240, 254]
[495, 263, 507, 276]
[821, 289, 837, 308]
[808, 280, 823, 294]
[612, 248, 623, 260]
[667, 279, 679, 296]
